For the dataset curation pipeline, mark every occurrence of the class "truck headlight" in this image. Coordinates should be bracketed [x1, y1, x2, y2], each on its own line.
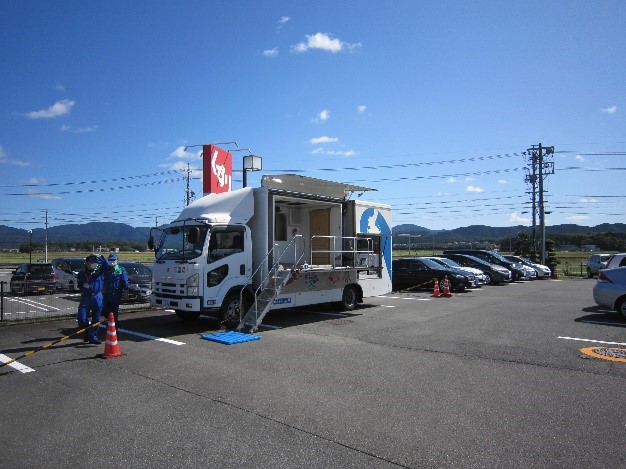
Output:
[186, 273, 199, 296]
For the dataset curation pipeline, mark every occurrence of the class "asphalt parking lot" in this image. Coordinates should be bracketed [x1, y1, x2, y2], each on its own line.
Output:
[1, 278, 625, 468]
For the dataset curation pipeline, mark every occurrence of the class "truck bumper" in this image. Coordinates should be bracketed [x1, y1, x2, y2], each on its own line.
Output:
[151, 294, 202, 311]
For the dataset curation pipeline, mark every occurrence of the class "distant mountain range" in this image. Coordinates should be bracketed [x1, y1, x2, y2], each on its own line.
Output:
[0, 222, 625, 249]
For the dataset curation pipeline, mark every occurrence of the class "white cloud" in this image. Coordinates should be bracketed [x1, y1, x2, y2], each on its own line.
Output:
[575, 154, 585, 162]
[311, 148, 357, 157]
[277, 16, 290, 26]
[311, 109, 330, 123]
[498, 179, 508, 184]
[169, 146, 202, 160]
[357, 105, 367, 113]
[508, 212, 530, 224]
[446, 177, 457, 183]
[601, 105, 617, 113]
[579, 198, 598, 203]
[465, 185, 484, 193]
[263, 48, 278, 57]
[25, 99, 75, 119]
[27, 189, 61, 200]
[292, 32, 361, 54]
[567, 215, 591, 221]
[464, 177, 474, 183]
[54, 84, 65, 91]
[0, 145, 30, 166]
[61, 124, 98, 133]
[309, 136, 338, 144]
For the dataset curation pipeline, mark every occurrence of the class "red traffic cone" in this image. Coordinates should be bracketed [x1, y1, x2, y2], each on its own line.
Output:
[101, 312, 125, 358]
[432, 277, 441, 297]
[442, 275, 452, 297]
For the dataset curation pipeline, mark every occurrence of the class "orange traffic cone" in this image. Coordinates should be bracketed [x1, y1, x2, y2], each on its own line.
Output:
[101, 312, 125, 358]
[442, 275, 452, 297]
[432, 277, 441, 297]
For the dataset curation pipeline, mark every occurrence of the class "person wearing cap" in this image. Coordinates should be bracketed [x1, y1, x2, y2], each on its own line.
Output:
[77, 254, 106, 344]
[102, 253, 129, 330]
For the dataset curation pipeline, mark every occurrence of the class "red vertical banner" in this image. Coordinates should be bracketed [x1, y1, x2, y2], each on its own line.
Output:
[202, 145, 232, 194]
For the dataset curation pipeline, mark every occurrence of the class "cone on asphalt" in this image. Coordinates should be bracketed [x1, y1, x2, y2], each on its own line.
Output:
[432, 277, 441, 297]
[442, 275, 452, 297]
[101, 312, 125, 358]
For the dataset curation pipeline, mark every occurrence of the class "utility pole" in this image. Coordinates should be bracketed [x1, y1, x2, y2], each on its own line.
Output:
[184, 163, 195, 206]
[45, 210, 49, 263]
[525, 143, 554, 264]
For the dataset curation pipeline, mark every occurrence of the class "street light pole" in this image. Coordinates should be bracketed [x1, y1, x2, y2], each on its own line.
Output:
[28, 230, 32, 263]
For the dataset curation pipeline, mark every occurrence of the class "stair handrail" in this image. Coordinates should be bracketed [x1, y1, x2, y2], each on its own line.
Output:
[240, 234, 305, 326]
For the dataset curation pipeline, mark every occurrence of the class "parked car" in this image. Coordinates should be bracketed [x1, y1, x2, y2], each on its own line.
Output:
[392, 257, 474, 292]
[50, 257, 85, 291]
[592, 266, 626, 319]
[586, 253, 613, 278]
[426, 256, 486, 286]
[119, 261, 152, 302]
[10, 263, 57, 295]
[440, 253, 512, 285]
[443, 249, 528, 281]
[606, 253, 626, 270]
[505, 255, 551, 279]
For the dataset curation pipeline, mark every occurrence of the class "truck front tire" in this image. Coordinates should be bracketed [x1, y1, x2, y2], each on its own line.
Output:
[220, 292, 249, 328]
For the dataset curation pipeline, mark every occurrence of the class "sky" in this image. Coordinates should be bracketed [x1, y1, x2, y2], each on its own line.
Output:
[1, 1, 625, 234]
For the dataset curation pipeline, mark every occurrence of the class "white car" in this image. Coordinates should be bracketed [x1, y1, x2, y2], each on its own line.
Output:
[606, 253, 626, 270]
[506, 255, 551, 279]
[593, 267, 626, 320]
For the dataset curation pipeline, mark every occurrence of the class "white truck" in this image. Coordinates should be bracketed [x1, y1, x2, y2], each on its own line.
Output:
[148, 174, 392, 331]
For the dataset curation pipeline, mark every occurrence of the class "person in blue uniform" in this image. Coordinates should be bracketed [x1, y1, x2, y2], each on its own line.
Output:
[77, 254, 106, 344]
[102, 253, 128, 330]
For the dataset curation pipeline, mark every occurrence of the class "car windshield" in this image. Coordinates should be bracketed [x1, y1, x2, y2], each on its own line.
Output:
[121, 263, 151, 276]
[418, 258, 444, 269]
[464, 255, 489, 266]
[155, 225, 208, 261]
[431, 258, 460, 268]
[67, 259, 85, 271]
[29, 264, 52, 274]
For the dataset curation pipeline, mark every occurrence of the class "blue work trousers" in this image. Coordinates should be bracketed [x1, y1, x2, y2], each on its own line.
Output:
[77, 293, 103, 341]
[102, 292, 122, 326]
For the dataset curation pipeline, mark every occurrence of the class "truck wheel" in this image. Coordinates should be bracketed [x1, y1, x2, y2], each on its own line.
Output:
[587, 268, 593, 278]
[340, 286, 359, 311]
[175, 310, 200, 321]
[220, 293, 248, 328]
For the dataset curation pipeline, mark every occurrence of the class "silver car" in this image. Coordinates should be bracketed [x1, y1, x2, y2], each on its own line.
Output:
[592, 267, 626, 319]
[586, 253, 613, 278]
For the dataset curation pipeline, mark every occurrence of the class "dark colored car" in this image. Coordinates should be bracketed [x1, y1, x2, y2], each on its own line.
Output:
[10, 263, 57, 295]
[119, 262, 152, 302]
[443, 249, 526, 281]
[392, 257, 474, 292]
[440, 253, 512, 285]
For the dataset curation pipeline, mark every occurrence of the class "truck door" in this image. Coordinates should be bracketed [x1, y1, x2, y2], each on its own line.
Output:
[310, 208, 330, 265]
[205, 226, 250, 298]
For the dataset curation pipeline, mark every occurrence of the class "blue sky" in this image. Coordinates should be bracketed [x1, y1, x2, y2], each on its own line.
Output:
[1, 1, 624, 232]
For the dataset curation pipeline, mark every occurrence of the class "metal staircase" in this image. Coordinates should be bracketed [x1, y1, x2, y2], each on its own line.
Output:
[237, 235, 303, 332]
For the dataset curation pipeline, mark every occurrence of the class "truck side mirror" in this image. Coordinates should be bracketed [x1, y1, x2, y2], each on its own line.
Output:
[188, 227, 200, 244]
[148, 236, 154, 250]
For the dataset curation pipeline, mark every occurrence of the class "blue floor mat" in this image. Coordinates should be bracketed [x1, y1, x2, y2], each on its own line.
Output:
[201, 331, 262, 345]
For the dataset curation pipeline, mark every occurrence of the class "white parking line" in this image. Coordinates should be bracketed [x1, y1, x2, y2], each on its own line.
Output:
[98, 325, 185, 345]
[558, 336, 626, 346]
[0, 354, 35, 374]
[8, 297, 60, 311]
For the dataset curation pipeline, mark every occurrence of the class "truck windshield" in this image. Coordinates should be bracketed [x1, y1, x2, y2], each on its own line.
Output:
[156, 225, 208, 261]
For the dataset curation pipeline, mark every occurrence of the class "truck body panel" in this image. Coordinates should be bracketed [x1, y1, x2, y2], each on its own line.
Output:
[150, 174, 392, 326]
